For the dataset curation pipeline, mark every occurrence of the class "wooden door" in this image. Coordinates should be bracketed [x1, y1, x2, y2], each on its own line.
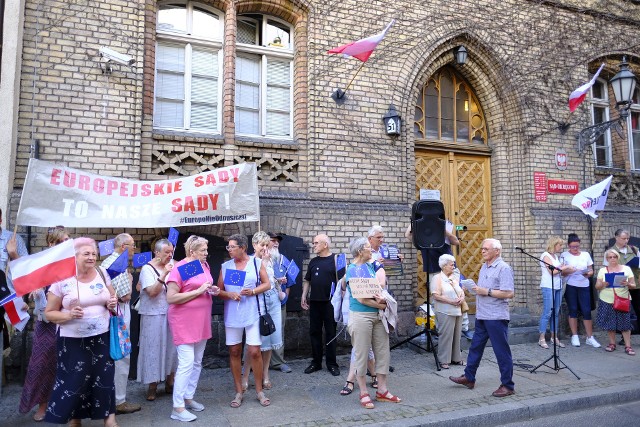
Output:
[415, 151, 492, 283]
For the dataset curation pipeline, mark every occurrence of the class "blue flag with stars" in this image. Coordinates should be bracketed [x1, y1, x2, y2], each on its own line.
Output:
[177, 259, 205, 281]
[336, 253, 346, 271]
[106, 249, 129, 280]
[133, 252, 152, 268]
[286, 260, 300, 282]
[168, 228, 180, 246]
[224, 269, 247, 287]
[280, 255, 290, 269]
[98, 239, 115, 257]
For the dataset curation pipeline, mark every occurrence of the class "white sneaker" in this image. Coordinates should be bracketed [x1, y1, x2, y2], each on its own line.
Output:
[171, 409, 197, 422]
[585, 336, 601, 348]
[185, 400, 205, 412]
[571, 335, 580, 347]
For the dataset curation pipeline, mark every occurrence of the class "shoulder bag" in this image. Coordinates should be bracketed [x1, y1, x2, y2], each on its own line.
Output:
[607, 267, 630, 312]
[254, 257, 276, 336]
[110, 303, 132, 360]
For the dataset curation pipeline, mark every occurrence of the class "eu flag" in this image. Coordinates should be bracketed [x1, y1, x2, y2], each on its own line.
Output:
[286, 260, 300, 282]
[106, 249, 129, 280]
[224, 269, 247, 287]
[336, 253, 346, 271]
[352, 264, 373, 278]
[177, 259, 205, 281]
[98, 239, 115, 257]
[280, 255, 290, 269]
[133, 251, 152, 268]
[168, 228, 180, 246]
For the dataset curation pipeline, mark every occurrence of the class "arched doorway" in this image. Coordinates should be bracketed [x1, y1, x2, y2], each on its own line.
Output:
[414, 66, 492, 285]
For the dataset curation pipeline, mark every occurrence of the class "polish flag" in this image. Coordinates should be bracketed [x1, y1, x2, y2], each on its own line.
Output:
[3, 298, 30, 330]
[327, 20, 395, 62]
[568, 63, 605, 112]
[9, 238, 76, 296]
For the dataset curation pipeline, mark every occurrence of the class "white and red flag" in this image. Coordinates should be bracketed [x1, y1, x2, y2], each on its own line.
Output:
[8, 238, 76, 296]
[568, 63, 605, 112]
[571, 175, 612, 218]
[3, 298, 30, 330]
[327, 20, 395, 62]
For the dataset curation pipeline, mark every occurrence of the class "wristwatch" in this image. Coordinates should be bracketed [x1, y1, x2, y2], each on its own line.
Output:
[488, 288, 493, 297]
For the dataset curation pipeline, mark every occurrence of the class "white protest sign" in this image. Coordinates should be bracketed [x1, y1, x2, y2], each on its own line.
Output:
[349, 278, 382, 298]
[16, 159, 260, 228]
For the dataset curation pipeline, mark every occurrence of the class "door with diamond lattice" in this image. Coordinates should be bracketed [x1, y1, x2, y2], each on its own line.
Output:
[415, 151, 492, 284]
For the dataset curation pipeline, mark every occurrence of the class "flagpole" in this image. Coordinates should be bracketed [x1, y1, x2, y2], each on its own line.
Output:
[332, 61, 367, 103]
[343, 62, 367, 94]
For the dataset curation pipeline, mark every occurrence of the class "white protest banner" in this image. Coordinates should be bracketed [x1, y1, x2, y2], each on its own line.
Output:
[570, 175, 612, 218]
[16, 159, 260, 228]
[348, 278, 382, 299]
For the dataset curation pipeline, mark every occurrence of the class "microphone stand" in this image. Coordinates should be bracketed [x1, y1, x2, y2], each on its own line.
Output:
[515, 247, 579, 379]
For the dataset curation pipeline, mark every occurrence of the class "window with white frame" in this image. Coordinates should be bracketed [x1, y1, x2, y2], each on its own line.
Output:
[590, 78, 612, 167]
[235, 15, 293, 138]
[154, 2, 223, 133]
[629, 86, 640, 170]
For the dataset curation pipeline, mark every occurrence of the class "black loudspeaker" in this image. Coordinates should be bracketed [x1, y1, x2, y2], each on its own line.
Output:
[411, 200, 446, 250]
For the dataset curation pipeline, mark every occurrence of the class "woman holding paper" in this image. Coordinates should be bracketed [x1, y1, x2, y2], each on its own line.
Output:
[19, 226, 69, 422]
[137, 238, 177, 401]
[345, 237, 400, 409]
[166, 235, 217, 422]
[44, 237, 119, 427]
[217, 233, 271, 408]
[561, 233, 599, 348]
[595, 249, 636, 355]
[605, 229, 640, 327]
[537, 236, 568, 349]
[430, 253, 464, 368]
[241, 232, 284, 392]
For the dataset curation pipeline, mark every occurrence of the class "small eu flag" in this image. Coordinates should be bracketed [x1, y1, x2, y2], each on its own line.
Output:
[224, 269, 247, 287]
[106, 249, 129, 280]
[353, 264, 373, 278]
[168, 228, 180, 246]
[98, 239, 115, 257]
[280, 255, 290, 269]
[286, 260, 300, 282]
[336, 253, 346, 271]
[177, 259, 205, 281]
[133, 252, 152, 268]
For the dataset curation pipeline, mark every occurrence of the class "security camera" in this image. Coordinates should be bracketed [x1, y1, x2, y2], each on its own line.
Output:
[99, 47, 135, 66]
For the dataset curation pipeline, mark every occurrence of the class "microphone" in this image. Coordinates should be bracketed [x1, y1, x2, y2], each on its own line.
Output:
[514, 246, 524, 251]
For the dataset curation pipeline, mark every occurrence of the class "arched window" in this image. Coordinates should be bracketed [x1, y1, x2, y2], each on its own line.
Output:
[414, 67, 487, 145]
[235, 15, 293, 138]
[154, 1, 223, 132]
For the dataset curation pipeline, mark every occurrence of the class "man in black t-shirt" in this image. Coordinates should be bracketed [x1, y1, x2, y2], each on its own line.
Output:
[302, 233, 344, 376]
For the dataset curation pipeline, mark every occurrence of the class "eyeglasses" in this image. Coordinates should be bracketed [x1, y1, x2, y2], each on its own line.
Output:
[226, 245, 239, 250]
[312, 241, 324, 246]
[568, 245, 580, 249]
[47, 225, 65, 233]
[124, 242, 136, 249]
[480, 247, 493, 251]
[606, 255, 619, 259]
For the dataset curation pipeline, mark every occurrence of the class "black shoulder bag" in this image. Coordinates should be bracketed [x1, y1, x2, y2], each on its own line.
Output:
[254, 257, 276, 336]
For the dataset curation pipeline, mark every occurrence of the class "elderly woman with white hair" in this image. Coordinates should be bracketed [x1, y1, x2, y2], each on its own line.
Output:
[343, 237, 400, 409]
[430, 253, 465, 369]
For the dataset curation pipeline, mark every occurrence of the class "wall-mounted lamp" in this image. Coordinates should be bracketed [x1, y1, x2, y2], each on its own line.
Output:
[383, 104, 402, 136]
[455, 46, 468, 65]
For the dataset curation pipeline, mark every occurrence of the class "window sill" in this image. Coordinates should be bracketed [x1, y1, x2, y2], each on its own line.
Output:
[152, 129, 224, 145]
[234, 136, 299, 151]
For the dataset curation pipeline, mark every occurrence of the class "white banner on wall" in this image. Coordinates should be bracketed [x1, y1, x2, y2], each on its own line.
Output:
[16, 159, 260, 228]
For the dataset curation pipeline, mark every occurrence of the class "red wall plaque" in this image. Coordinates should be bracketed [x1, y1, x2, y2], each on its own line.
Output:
[534, 172, 547, 202]
[547, 179, 579, 194]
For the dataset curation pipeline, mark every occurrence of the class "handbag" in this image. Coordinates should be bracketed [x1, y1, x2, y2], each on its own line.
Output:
[613, 290, 630, 312]
[109, 304, 132, 360]
[461, 298, 470, 313]
[253, 257, 276, 336]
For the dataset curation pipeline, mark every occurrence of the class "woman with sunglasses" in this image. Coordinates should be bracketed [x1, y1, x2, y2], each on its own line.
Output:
[561, 233, 600, 348]
[595, 249, 636, 354]
[604, 229, 640, 332]
[217, 234, 271, 408]
[19, 227, 69, 422]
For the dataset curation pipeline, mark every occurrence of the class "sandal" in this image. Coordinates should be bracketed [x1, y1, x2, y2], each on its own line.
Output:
[554, 339, 566, 348]
[262, 379, 273, 390]
[146, 384, 157, 401]
[257, 391, 271, 407]
[68, 421, 82, 427]
[625, 346, 636, 356]
[33, 413, 46, 422]
[605, 343, 616, 352]
[440, 363, 450, 369]
[359, 393, 375, 409]
[340, 380, 354, 396]
[451, 361, 465, 366]
[370, 375, 378, 389]
[230, 392, 243, 408]
[538, 339, 549, 349]
[376, 390, 402, 403]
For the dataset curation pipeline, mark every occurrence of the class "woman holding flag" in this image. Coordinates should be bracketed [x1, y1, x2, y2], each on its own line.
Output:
[343, 237, 400, 409]
[217, 233, 272, 408]
[166, 235, 217, 422]
[241, 232, 284, 392]
[44, 237, 119, 427]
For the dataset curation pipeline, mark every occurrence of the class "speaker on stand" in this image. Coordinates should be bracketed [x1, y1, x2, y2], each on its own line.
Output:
[391, 200, 446, 370]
